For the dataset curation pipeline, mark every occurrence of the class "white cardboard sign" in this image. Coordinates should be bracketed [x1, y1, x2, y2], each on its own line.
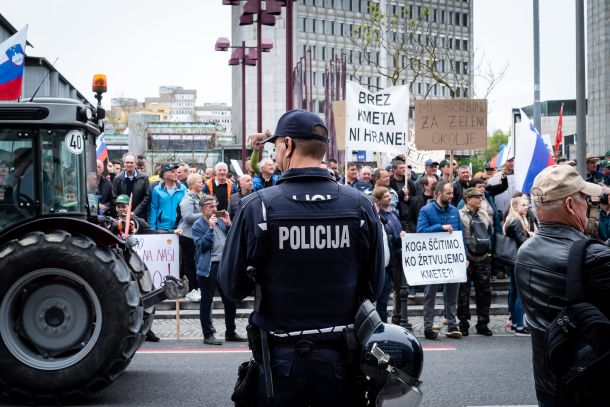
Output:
[132, 234, 180, 289]
[401, 231, 467, 286]
[345, 81, 410, 154]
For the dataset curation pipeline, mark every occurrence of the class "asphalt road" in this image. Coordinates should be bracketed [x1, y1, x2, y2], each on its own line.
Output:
[0, 335, 537, 407]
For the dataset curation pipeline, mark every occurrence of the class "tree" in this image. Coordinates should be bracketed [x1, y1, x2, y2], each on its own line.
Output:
[349, 3, 507, 99]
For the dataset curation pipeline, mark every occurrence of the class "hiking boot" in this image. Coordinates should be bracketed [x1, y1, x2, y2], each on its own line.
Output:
[476, 326, 493, 336]
[424, 330, 439, 340]
[445, 327, 463, 339]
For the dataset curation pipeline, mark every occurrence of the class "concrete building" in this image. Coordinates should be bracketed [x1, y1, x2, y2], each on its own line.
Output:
[587, 1, 610, 156]
[195, 102, 232, 132]
[230, 0, 474, 145]
[144, 86, 197, 121]
[0, 14, 88, 102]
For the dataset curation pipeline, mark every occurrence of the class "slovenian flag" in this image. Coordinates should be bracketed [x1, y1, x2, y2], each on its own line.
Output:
[0, 26, 27, 101]
[96, 133, 108, 162]
[490, 145, 508, 169]
[514, 111, 555, 193]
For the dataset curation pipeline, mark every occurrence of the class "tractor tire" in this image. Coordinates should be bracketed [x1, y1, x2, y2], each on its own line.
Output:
[122, 245, 155, 346]
[0, 230, 143, 404]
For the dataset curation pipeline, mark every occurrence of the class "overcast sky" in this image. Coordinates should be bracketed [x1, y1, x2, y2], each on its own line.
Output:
[2, 0, 579, 133]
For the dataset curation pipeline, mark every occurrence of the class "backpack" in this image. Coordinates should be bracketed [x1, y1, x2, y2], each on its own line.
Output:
[465, 211, 490, 256]
[544, 239, 610, 406]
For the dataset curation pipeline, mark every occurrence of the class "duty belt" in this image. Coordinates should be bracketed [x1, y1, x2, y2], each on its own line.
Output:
[269, 324, 354, 338]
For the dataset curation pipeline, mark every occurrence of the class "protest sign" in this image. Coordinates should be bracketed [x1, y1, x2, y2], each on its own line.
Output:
[402, 141, 445, 173]
[230, 159, 244, 177]
[401, 231, 467, 286]
[345, 81, 410, 154]
[332, 100, 346, 150]
[414, 99, 487, 150]
[132, 234, 180, 289]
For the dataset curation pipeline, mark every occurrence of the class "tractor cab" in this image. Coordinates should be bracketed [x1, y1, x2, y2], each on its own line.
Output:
[0, 97, 104, 232]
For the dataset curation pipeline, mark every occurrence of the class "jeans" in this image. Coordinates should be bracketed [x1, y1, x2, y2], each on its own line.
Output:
[423, 283, 459, 330]
[376, 268, 393, 322]
[508, 271, 524, 327]
[196, 262, 237, 338]
[256, 347, 365, 407]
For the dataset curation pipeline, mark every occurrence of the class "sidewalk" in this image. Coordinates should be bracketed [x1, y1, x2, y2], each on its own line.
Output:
[151, 314, 518, 341]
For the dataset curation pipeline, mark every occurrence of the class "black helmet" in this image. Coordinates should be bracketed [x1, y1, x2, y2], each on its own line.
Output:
[361, 323, 424, 406]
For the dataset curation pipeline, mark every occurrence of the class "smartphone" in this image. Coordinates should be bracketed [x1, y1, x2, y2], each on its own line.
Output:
[214, 210, 227, 217]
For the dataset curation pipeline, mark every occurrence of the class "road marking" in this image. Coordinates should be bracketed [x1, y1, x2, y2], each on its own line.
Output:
[138, 348, 250, 354]
[422, 345, 456, 351]
[137, 345, 456, 355]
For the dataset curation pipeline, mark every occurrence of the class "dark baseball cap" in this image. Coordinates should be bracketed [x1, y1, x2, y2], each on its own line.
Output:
[160, 162, 179, 176]
[262, 110, 329, 144]
[425, 159, 439, 167]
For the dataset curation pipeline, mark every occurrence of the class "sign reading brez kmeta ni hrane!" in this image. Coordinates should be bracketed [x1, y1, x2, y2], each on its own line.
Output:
[345, 81, 410, 154]
[401, 232, 468, 286]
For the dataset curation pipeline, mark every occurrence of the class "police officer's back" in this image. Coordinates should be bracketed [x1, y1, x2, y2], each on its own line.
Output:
[219, 110, 384, 406]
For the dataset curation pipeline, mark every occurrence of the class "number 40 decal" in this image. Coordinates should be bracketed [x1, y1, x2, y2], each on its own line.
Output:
[64, 130, 85, 155]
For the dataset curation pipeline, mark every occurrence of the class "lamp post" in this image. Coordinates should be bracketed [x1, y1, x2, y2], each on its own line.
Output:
[216, 37, 271, 171]
[223, 0, 292, 131]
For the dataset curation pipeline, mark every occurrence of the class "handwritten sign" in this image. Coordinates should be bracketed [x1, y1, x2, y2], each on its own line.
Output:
[401, 232, 467, 286]
[132, 234, 180, 289]
[345, 81, 410, 154]
[402, 142, 445, 174]
[414, 99, 487, 150]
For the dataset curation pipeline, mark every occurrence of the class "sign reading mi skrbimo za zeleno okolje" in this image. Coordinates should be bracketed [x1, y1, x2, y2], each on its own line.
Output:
[401, 232, 467, 286]
[414, 99, 488, 150]
[345, 81, 410, 154]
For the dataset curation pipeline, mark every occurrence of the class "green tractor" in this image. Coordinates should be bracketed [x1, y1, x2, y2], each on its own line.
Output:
[0, 76, 187, 403]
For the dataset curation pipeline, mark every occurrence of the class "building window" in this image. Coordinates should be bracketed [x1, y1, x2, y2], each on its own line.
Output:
[463, 62, 468, 74]
[455, 39, 460, 50]
[316, 19, 324, 33]
[462, 13, 468, 27]
[417, 82, 422, 95]
[455, 61, 461, 73]
[454, 12, 460, 25]
[462, 40, 468, 51]
[432, 9, 437, 22]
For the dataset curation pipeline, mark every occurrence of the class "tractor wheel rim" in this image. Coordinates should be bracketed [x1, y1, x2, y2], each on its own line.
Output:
[0, 268, 103, 370]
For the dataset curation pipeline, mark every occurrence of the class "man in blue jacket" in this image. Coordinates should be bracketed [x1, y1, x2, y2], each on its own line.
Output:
[149, 163, 186, 233]
[417, 179, 465, 340]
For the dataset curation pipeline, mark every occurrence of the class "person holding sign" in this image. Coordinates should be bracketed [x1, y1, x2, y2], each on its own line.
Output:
[416, 179, 465, 340]
[457, 188, 494, 337]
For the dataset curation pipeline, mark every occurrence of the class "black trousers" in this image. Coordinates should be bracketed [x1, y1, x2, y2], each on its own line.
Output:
[256, 346, 366, 407]
[179, 235, 198, 291]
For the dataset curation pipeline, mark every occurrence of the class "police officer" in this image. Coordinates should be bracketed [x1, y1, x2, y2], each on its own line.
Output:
[218, 110, 384, 406]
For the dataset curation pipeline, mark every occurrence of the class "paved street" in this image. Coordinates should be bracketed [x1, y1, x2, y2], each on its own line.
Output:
[11, 336, 534, 407]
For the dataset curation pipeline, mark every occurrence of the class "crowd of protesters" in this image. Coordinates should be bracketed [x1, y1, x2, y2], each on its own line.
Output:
[94, 147, 610, 343]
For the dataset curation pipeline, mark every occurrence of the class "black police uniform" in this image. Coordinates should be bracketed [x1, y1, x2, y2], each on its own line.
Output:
[219, 167, 384, 406]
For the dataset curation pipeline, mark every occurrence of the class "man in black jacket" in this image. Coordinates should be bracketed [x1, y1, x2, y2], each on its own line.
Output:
[515, 165, 610, 406]
[112, 153, 151, 218]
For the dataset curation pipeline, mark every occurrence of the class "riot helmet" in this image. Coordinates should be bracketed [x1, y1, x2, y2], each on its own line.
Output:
[360, 323, 424, 406]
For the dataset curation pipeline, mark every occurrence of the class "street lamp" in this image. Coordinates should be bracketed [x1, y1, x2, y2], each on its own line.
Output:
[223, 0, 291, 132]
[215, 37, 272, 172]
